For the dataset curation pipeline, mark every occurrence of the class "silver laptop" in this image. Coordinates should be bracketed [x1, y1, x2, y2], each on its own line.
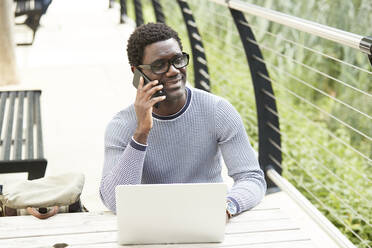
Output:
[115, 183, 227, 245]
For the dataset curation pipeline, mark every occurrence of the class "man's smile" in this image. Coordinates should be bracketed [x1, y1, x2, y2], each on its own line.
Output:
[163, 76, 183, 90]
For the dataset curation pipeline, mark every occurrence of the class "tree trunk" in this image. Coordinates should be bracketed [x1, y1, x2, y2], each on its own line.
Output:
[0, 0, 19, 86]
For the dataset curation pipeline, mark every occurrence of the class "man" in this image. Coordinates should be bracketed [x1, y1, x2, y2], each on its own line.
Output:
[100, 23, 266, 219]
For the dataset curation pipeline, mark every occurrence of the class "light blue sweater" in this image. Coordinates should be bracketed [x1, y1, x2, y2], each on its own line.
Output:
[100, 87, 266, 213]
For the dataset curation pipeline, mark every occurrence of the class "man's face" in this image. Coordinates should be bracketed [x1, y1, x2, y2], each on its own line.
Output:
[141, 38, 187, 101]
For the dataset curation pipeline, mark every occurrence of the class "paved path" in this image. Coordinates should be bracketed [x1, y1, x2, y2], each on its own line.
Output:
[1, 0, 136, 211]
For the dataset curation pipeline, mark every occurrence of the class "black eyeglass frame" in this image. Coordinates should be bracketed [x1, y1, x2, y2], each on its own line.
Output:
[138, 52, 190, 75]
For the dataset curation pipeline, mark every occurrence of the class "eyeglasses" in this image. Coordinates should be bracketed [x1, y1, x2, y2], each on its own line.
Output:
[138, 52, 189, 75]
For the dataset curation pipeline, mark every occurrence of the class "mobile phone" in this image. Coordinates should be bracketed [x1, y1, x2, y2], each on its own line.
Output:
[132, 68, 150, 88]
[132, 68, 165, 108]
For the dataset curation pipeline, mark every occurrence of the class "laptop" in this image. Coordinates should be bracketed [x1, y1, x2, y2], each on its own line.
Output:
[115, 183, 228, 245]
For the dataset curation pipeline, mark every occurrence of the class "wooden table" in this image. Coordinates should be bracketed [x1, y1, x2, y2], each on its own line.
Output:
[0, 195, 320, 248]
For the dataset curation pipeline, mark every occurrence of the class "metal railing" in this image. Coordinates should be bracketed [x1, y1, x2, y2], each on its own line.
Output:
[214, 0, 372, 58]
[114, 0, 372, 247]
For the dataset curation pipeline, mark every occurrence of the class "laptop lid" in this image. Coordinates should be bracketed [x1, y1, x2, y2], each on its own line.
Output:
[115, 183, 227, 245]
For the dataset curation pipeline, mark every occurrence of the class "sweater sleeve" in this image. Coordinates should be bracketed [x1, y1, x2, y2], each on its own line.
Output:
[215, 99, 266, 214]
[99, 116, 147, 213]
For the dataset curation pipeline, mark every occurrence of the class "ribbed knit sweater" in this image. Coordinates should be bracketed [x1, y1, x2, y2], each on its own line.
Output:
[100, 87, 266, 213]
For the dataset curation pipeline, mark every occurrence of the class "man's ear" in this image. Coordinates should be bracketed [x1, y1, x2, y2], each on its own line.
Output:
[131, 66, 135, 73]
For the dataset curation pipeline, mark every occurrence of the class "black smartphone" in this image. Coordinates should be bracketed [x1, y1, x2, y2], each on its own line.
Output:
[132, 68, 165, 108]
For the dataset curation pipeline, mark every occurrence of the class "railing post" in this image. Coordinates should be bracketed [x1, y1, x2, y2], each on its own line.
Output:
[359, 36, 372, 66]
[229, 8, 282, 189]
[151, 0, 165, 23]
[177, 0, 210, 92]
[119, 0, 127, 24]
[108, 0, 114, 8]
[133, 0, 144, 27]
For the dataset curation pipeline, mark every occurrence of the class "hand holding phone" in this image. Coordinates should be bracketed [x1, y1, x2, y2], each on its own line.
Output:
[132, 68, 166, 144]
[132, 68, 165, 109]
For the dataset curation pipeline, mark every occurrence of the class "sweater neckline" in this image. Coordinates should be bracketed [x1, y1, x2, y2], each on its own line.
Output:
[152, 87, 191, 120]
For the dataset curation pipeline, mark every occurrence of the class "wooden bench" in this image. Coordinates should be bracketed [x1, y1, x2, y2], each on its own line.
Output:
[14, 0, 43, 45]
[0, 90, 47, 180]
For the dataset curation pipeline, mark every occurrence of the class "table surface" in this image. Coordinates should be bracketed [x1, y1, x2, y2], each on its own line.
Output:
[0, 198, 321, 248]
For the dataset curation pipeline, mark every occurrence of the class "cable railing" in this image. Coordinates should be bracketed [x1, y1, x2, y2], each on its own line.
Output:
[218, 0, 372, 56]
[206, 5, 372, 77]
[115, 0, 372, 247]
[249, 38, 372, 101]
[246, 23, 372, 75]
[260, 58, 371, 120]
[257, 71, 372, 144]
[263, 87, 372, 171]
[207, 6, 372, 75]
[265, 120, 372, 219]
[264, 102, 372, 185]
[268, 145, 370, 248]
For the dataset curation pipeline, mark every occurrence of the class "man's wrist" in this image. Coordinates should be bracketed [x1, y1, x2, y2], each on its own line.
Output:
[226, 199, 238, 218]
[133, 130, 149, 145]
[130, 137, 148, 151]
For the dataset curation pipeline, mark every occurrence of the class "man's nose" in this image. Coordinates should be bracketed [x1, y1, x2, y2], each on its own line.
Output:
[165, 64, 180, 76]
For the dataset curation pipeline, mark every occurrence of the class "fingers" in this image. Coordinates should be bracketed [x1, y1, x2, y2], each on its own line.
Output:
[149, 95, 166, 106]
[140, 78, 159, 91]
[135, 78, 166, 109]
[134, 77, 164, 135]
[138, 80, 163, 101]
[138, 76, 144, 89]
[148, 83, 164, 98]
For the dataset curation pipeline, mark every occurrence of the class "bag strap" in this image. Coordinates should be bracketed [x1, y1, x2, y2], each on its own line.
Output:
[26, 206, 59, 219]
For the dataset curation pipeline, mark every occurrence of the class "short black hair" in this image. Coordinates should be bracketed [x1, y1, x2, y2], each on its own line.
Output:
[127, 23, 183, 67]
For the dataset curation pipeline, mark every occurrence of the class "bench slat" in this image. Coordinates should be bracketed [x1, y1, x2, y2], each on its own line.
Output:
[34, 92, 44, 158]
[14, 91, 25, 160]
[25, 0, 30, 11]
[17, 1, 25, 14]
[15, 0, 43, 15]
[2, 92, 16, 160]
[0, 92, 8, 140]
[20, 1, 26, 13]
[26, 91, 34, 159]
